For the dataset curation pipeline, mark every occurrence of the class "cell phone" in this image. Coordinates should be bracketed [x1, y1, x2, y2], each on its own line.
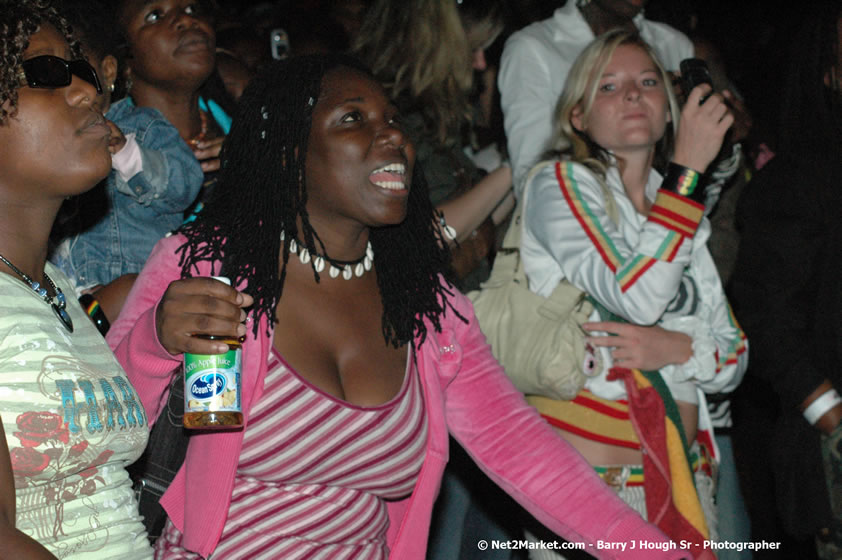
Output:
[679, 58, 713, 104]
[270, 28, 290, 60]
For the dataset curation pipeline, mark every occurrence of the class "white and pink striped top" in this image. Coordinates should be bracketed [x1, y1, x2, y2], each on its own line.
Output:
[156, 347, 428, 559]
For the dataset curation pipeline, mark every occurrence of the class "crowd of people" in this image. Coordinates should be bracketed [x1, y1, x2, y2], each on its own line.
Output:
[0, 0, 839, 559]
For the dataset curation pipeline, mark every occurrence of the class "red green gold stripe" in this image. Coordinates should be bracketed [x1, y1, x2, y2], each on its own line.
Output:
[527, 392, 641, 450]
[594, 465, 645, 487]
[649, 190, 704, 238]
[674, 167, 700, 197]
[84, 299, 101, 317]
[572, 392, 631, 419]
[618, 255, 656, 292]
[556, 162, 622, 272]
[717, 304, 748, 372]
[658, 232, 684, 262]
[617, 231, 684, 289]
[556, 164, 695, 294]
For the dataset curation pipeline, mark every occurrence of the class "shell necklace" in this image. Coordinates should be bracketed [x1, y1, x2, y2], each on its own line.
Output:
[281, 231, 374, 280]
[0, 253, 73, 332]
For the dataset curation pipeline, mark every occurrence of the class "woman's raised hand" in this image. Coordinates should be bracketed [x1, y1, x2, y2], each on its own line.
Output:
[672, 84, 734, 173]
[155, 277, 253, 356]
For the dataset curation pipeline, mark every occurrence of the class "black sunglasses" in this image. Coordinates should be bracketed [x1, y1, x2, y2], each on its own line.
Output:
[17, 55, 103, 94]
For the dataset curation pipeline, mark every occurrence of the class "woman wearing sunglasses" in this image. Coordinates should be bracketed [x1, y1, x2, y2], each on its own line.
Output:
[0, 1, 152, 558]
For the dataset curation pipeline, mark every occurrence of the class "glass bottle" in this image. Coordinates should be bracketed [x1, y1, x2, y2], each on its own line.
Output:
[183, 276, 243, 429]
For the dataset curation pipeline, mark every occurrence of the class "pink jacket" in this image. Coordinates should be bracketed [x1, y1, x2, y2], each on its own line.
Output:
[109, 235, 688, 559]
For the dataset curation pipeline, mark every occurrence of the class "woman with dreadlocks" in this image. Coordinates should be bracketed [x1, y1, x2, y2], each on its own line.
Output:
[108, 54, 687, 559]
[0, 1, 153, 558]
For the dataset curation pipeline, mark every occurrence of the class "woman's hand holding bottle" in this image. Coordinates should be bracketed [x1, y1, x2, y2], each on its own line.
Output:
[155, 277, 253, 356]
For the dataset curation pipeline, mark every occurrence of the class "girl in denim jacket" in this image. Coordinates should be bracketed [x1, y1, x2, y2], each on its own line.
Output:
[51, 0, 204, 324]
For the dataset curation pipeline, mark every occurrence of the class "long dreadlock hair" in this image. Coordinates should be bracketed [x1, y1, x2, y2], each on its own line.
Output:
[177, 53, 460, 348]
[0, 0, 82, 125]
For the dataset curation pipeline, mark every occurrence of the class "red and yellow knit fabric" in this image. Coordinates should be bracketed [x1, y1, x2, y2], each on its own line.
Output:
[528, 369, 712, 558]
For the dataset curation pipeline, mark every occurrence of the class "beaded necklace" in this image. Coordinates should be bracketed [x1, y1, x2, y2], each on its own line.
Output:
[0, 253, 73, 332]
[186, 109, 209, 148]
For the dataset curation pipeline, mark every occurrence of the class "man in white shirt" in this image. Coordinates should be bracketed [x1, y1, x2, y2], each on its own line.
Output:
[499, 0, 693, 195]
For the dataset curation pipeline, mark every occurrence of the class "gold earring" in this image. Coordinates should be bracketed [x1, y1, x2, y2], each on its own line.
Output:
[108, 83, 115, 93]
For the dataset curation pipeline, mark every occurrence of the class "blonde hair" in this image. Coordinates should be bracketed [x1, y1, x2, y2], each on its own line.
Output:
[551, 30, 681, 179]
[353, 0, 474, 145]
[459, 0, 505, 53]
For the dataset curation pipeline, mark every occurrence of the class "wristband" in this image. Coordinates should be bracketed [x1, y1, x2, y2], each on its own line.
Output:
[78, 294, 111, 336]
[804, 389, 842, 425]
[662, 162, 705, 204]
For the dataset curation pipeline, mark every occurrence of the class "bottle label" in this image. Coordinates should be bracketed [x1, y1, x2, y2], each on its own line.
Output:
[183, 349, 242, 413]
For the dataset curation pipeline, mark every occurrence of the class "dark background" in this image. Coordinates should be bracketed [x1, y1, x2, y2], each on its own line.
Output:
[215, 0, 800, 139]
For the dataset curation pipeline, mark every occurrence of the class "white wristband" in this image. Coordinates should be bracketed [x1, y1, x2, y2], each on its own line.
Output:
[803, 389, 842, 425]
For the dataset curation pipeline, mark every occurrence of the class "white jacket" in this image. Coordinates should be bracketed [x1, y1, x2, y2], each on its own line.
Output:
[521, 160, 747, 412]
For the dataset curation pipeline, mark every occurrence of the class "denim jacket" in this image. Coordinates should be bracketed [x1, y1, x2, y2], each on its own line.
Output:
[54, 98, 203, 289]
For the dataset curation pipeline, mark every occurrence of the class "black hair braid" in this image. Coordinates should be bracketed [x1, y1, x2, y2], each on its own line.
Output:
[0, 0, 81, 125]
[370, 164, 459, 346]
[177, 54, 461, 348]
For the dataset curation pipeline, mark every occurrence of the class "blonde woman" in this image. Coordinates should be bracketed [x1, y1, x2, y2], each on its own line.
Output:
[354, 0, 513, 290]
[519, 30, 747, 557]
